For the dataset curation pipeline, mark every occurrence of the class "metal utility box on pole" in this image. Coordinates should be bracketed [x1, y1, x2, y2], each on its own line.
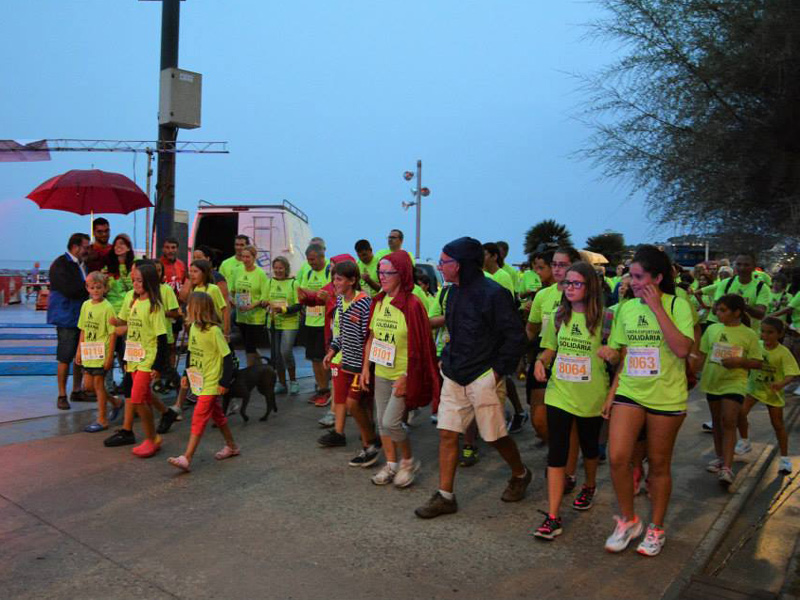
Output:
[154, 0, 180, 257]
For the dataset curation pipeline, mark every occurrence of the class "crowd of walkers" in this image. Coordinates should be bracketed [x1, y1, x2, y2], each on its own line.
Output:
[46, 218, 799, 558]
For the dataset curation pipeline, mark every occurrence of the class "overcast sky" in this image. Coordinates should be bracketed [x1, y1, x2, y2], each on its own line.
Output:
[1, 1, 671, 266]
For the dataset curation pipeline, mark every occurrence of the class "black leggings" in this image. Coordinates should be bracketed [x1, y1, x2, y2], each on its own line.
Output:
[238, 323, 263, 354]
[546, 404, 603, 468]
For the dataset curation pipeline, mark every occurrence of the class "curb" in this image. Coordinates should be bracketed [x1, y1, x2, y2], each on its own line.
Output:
[660, 442, 775, 600]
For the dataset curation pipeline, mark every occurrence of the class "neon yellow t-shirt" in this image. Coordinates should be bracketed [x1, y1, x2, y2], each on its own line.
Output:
[267, 278, 300, 330]
[219, 256, 245, 295]
[194, 283, 227, 320]
[428, 285, 451, 355]
[675, 287, 700, 327]
[412, 284, 431, 311]
[369, 296, 409, 381]
[501, 263, 520, 291]
[160, 283, 180, 344]
[518, 270, 542, 295]
[748, 341, 800, 407]
[485, 269, 515, 297]
[119, 297, 167, 373]
[77, 299, 116, 369]
[300, 267, 331, 327]
[701, 276, 771, 331]
[106, 265, 132, 314]
[358, 256, 382, 297]
[528, 284, 563, 339]
[186, 324, 231, 396]
[375, 248, 415, 266]
[608, 294, 694, 412]
[235, 267, 270, 326]
[700, 323, 762, 396]
[769, 290, 791, 322]
[541, 312, 609, 417]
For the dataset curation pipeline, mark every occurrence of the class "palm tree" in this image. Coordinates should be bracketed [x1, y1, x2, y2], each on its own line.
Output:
[524, 220, 573, 255]
[586, 232, 626, 265]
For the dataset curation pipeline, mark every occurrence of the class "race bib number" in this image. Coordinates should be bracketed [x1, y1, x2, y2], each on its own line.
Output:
[187, 368, 204, 394]
[555, 354, 591, 382]
[710, 342, 744, 365]
[369, 339, 396, 368]
[124, 341, 145, 363]
[271, 300, 287, 311]
[236, 292, 251, 309]
[81, 342, 106, 363]
[307, 305, 324, 319]
[627, 347, 660, 377]
[441, 330, 451, 344]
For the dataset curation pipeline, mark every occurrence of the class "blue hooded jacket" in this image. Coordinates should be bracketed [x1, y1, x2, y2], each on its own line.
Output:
[440, 237, 526, 386]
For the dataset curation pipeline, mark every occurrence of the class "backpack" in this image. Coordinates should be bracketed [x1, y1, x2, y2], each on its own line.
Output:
[724, 277, 764, 298]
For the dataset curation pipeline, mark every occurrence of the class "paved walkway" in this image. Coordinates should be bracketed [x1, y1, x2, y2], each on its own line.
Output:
[0, 377, 789, 600]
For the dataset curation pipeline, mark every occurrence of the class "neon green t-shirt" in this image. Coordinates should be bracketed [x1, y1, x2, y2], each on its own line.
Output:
[501, 263, 520, 291]
[748, 341, 800, 407]
[608, 294, 694, 412]
[219, 256, 245, 296]
[186, 324, 231, 396]
[267, 278, 300, 330]
[119, 297, 167, 373]
[235, 267, 270, 325]
[428, 285, 451, 355]
[700, 323, 762, 396]
[412, 284, 431, 311]
[675, 287, 700, 327]
[769, 290, 791, 322]
[485, 269, 515, 298]
[299, 266, 331, 327]
[160, 283, 180, 345]
[541, 312, 609, 417]
[518, 270, 542, 295]
[369, 296, 409, 381]
[194, 283, 227, 320]
[105, 265, 132, 314]
[77, 298, 117, 369]
[297, 258, 330, 284]
[754, 270, 772, 285]
[701, 276, 771, 331]
[375, 248, 415, 266]
[528, 284, 563, 339]
[358, 256, 382, 297]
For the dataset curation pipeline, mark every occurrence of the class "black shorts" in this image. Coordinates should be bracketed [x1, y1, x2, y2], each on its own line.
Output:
[83, 366, 107, 377]
[706, 393, 745, 404]
[613, 394, 686, 417]
[526, 359, 551, 399]
[56, 327, 80, 364]
[304, 325, 326, 361]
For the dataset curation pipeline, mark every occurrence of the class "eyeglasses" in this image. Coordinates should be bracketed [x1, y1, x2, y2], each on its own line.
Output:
[378, 270, 398, 277]
[437, 259, 457, 267]
[563, 280, 585, 289]
[552, 262, 571, 269]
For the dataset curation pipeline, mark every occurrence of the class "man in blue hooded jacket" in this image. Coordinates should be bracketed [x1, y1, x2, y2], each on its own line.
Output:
[415, 237, 531, 519]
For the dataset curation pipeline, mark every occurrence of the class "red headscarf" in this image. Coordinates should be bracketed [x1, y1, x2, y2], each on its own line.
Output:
[369, 251, 440, 409]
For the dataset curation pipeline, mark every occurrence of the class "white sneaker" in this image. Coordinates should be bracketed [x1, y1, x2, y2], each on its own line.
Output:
[604, 516, 644, 553]
[718, 467, 734, 486]
[371, 464, 396, 486]
[394, 459, 421, 488]
[778, 457, 792, 474]
[706, 457, 723, 473]
[318, 412, 335, 428]
[734, 439, 752, 455]
[702, 420, 714, 433]
[636, 524, 666, 557]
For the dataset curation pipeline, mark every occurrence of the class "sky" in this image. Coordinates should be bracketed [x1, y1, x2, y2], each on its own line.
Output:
[0, 0, 670, 267]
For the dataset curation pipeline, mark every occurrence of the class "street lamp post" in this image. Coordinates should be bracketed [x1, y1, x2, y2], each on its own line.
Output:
[402, 160, 430, 260]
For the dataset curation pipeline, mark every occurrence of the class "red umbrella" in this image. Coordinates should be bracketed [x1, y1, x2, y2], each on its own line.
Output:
[26, 169, 152, 215]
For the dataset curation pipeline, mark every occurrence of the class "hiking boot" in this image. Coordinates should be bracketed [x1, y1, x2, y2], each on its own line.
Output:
[318, 431, 346, 448]
[501, 466, 532, 502]
[414, 491, 458, 519]
[572, 486, 596, 511]
[532, 510, 563, 540]
[104, 429, 135, 447]
[459, 445, 479, 467]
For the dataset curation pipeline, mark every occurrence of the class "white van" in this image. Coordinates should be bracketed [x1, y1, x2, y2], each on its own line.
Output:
[188, 200, 313, 277]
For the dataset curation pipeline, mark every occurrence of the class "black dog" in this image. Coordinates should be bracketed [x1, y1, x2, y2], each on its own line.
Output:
[222, 358, 277, 422]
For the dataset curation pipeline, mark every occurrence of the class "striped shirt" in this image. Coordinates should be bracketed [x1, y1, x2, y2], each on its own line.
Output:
[329, 293, 372, 374]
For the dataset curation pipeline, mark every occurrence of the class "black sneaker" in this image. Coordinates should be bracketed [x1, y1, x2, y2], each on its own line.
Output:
[508, 411, 528, 434]
[459, 445, 479, 467]
[348, 445, 380, 467]
[104, 429, 135, 447]
[318, 431, 346, 448]
[532, 510, 563, 540]
[157, 408, 179, 434]
[501, 465, 533, 502]
[572, 485, 596, 511]
[415, 491, 458, 519]
[564, 474, 577, 495]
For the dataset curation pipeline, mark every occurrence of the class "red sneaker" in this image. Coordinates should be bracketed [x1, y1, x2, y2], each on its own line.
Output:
[132, 438, 161, 458]
[314, 392, 331, 407]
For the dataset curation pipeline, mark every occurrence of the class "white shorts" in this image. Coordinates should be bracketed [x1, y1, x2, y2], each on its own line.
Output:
[437, 370, 508, 443]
